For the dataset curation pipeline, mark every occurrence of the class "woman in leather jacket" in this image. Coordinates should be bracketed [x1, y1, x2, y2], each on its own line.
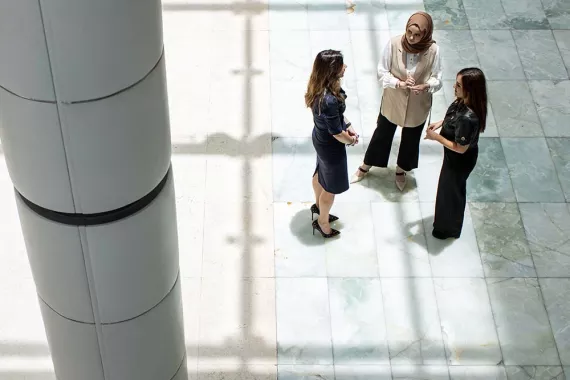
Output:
[424, 67, 487, 239]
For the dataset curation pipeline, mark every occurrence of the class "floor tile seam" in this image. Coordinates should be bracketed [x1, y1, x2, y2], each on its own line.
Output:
[509, 191, 565, 366]
[362, 201, 393, 379]
[415, 192, 451, 373]
[470, 199, 508, 367]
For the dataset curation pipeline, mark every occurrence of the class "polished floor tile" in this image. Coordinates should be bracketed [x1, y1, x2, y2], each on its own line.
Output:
[501, 138, 565, 202]
[432, 30, 479, 81]
[471, 31, 526, 81]
[463, 0, 510, 29]
[328, 278, 389, 364]
[449, 366, 507, 380]
[512, 31, 568, 80]
[382, 278, 446, 364]
[500, 0, 551, 29]
[433, 278, 501, 365]
[334, 365, 392, 380]
[505, 366, 567, 380]
[277, 365, 335, 379]
[538, 0, 570, 29]
[540, 279, 570, 365]
[276, 278, 333, 365]
[421, 203, 484, 278]
[470, 202, 536, 277]
[554, 31, 570, 73]
[487, 278, 559, 365]
[372, 202, 431, 278]
[529, 81, 570, 137]
[391, 365, 450, 380]
[424, 0, 469, 30]
[547, 138, 570, 202]
[467, 138, 516, 202]
[487, 82, 543, 137]
[519, 203, 570, 277]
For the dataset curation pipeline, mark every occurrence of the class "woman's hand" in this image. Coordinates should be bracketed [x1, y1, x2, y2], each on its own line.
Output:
[349, 134, 359, 146]
[424, 128, 440, 141]
[347, 125, 357, 136]
[427, 120, 443, 131]
[410, 83, 429, 94]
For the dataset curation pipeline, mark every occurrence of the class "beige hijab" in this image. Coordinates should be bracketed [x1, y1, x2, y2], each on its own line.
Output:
[401, 11, 435, 54]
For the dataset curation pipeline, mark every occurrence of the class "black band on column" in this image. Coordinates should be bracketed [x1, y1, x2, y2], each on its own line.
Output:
[17, 168, 170, 226]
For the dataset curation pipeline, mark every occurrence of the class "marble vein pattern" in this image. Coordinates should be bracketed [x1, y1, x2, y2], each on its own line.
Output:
[470, 203, 536, 278]
[512, 31, 568, 80]
[529, 81, 570, 137]
[519, 203, 570, 277]
[539, 279, 570, 365]
[487, 278, 560, 365]
[501, 138, 565, 202]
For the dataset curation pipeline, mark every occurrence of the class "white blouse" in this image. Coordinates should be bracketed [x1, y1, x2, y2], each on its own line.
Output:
[377, 40, 443, 94]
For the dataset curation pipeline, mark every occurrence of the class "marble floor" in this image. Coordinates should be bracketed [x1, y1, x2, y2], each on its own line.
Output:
[2, 0, 570, 379]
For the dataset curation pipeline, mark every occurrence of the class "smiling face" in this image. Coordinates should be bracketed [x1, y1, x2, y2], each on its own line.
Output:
[454, 74, 465, 100]
[405, 24, 422, 45]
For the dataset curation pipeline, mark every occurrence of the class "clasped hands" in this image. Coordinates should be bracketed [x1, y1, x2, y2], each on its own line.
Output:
[397, 75, 429, 94]
[347, 126, 359, 146]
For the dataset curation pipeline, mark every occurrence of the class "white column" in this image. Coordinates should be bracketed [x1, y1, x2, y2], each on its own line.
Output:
[0, 1, 187, 379]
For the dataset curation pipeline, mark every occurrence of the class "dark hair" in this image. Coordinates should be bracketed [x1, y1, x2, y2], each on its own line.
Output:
[305, 49, 344, 109]
[457, 67, 488, 133]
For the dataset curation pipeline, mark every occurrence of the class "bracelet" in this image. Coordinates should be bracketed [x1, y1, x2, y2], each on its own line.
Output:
[346, 122, 352, 127]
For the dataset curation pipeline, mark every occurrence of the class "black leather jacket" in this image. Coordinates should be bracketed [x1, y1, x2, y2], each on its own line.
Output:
[440, 101, 480, 151]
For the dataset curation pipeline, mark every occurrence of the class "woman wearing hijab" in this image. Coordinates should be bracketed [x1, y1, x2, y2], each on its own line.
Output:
[351, 11, 442, 191]
[425, 67, 487, 239]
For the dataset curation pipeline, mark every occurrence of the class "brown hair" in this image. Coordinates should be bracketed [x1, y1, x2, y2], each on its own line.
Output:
[457, 67, 488, 133]
[305, 49, 344, 109]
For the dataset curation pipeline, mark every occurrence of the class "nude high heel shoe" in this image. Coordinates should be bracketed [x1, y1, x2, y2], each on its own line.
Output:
[350, 166, 369, 184]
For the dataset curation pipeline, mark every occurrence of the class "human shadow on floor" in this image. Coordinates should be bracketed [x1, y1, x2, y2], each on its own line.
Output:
[289, 208, 344, 246]
[356, 167, 419, 201]
[404, 217, 455, 256]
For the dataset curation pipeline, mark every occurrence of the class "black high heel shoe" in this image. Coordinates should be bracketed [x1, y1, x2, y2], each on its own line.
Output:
[312, 220, 340, 238]
[310, 204, 339, 223]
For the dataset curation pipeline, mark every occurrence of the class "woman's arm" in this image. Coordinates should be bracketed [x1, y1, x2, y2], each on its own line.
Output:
[425, 114, 474, 154]
[320, 96, 358, 145]
[377, 41, 403, 89]
[428, 132, 469, 154]
[427, 119, 444, 131]
[426, 45, 443, 93]
[333, 130, 358, 145]
[344, 115, 358, 136]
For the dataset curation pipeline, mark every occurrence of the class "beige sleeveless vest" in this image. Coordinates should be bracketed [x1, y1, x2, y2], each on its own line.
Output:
[380, 36, 437, 128]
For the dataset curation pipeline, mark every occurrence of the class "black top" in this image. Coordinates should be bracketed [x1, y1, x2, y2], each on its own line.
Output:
[312, 88, 347, 145]
[440, 100, 480, 150]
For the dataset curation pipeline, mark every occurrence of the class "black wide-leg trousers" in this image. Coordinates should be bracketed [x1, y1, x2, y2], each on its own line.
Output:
[363, 112, 426, 172]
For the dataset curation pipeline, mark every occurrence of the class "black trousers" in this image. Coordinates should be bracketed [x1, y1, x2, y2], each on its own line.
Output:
[363, 112, 426, 172]
[433, 148, 478, 237]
